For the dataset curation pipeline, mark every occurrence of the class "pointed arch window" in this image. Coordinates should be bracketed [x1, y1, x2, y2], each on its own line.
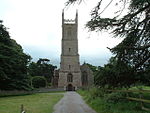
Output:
[67, 27, 72, 36]
[69, 65, 71, 70]
[67, 73, 73, 82]
[82, 71, 88, 86]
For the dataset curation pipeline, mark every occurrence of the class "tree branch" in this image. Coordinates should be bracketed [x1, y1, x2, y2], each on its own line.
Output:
[107, 44, 150, 51]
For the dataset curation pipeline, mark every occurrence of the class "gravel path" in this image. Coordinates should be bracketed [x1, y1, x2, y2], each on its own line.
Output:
[53, 91, 97, 113]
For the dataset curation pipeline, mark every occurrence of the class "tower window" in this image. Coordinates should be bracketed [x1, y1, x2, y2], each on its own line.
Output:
[67, 73, 73, 82]
[67, 28, 72, 36]
[69, 48, 71, 52]
[69, 65, 71, 69]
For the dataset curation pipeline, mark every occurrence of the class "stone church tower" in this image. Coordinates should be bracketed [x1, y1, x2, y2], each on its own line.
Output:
[58, 10, 82, 90]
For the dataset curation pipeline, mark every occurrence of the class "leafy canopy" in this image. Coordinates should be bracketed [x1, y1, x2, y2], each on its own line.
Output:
[0, 21, 31, 90]
[28, 58, 57, 83]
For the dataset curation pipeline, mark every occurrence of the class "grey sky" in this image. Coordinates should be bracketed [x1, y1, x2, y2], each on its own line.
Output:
[0, 0, 122, 67]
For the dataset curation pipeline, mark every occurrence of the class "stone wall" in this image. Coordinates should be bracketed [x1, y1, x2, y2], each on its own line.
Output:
[80, 63, 94, 87]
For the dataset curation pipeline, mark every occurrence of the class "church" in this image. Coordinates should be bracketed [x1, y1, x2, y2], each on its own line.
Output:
[52, 10, 94, 91]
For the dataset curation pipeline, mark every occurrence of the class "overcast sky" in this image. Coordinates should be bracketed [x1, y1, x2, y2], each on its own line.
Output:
[0, 0, 122, 67]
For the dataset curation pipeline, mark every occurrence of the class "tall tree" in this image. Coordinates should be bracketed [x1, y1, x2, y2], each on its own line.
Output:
[28, 58, 57, 83]
[0, 21, 31, 90]
[94, 57, 135, 88]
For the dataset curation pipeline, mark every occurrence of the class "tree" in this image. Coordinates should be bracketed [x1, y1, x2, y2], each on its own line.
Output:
[66, 0, 150, 86]
[86, 63, 98, 73]
[32, 76, 46, 88]
[0, 21, 31, 90]
[94, 57, 136, 88]
[28, 58, 57, 84]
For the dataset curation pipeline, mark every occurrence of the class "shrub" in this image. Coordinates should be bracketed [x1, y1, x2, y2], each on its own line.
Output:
[105, 92, 126, 103]
[32, 76, 46, 88]
[89, 87, 106, 99]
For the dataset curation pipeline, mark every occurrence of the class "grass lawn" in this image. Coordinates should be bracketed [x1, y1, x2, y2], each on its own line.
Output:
[0, 92, 63, 113]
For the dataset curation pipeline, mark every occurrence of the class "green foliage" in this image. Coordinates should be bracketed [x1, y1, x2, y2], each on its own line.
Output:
[28, 58, 56, 83]
[78, 88, 148, 113]
[85, 63, 98, 73]
[32, 76, 46, 88]
[86, 0, 150, 71]
[94, 57, 137, 88]
[130, 85, 150, 91]
[105, 92, 126, 103]
[0, 21, 31, 90]
[89, 87, 106, 98]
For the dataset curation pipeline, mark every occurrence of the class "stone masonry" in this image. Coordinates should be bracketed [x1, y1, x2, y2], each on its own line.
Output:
[58, 10, 82, 90]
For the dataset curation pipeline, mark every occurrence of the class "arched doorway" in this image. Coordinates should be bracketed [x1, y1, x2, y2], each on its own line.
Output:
[66, 84, 75, 91]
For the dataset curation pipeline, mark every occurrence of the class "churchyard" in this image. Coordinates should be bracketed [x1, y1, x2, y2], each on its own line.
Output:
[0, 0, 150, 113]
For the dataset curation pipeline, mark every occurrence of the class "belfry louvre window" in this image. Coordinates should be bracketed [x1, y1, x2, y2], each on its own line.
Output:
[67, 28, 72, 36]
[67, 73, 73, 82]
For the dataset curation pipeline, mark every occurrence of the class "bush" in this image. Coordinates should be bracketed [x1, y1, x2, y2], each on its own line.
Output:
[105, 92, 126, 103]
[32, 76, 46, 88]
[79, 87, 107, 103]
[89, 87, 106, 98]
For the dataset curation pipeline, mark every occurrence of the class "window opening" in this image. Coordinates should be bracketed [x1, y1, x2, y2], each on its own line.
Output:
[69, 48, 71, 52]
[67, 73, 73, 82]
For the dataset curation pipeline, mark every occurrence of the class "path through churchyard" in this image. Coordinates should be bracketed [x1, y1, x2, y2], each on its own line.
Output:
[53, 92, 97, 113]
